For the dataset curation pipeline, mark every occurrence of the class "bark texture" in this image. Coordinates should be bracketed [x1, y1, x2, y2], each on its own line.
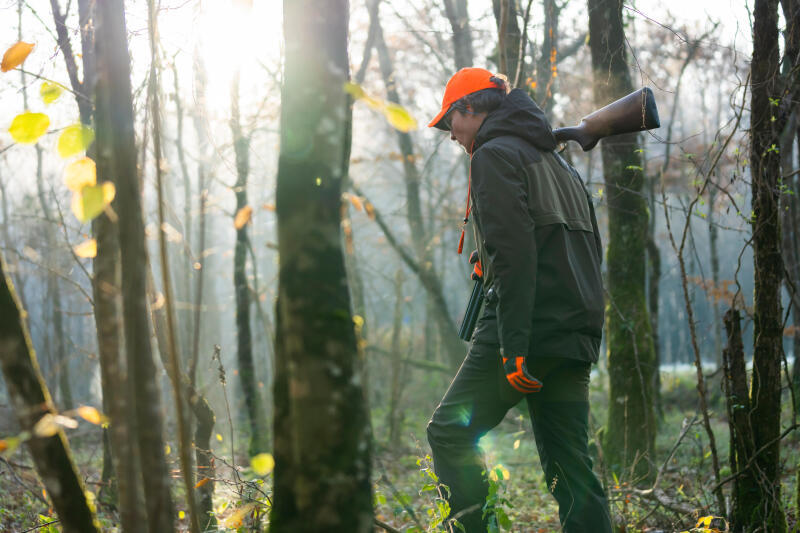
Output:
[95, 1, 175, 530]
[271, 1, 373, 530]
[743, 0, 789, 528]
[0, 256, 100, 533]
[587, 0, 657, 479]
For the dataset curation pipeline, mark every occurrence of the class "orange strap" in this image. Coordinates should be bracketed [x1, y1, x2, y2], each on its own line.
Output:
[457, 141, 477, 255]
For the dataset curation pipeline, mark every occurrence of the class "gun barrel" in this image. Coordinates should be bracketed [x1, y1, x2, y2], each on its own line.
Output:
[458, 280, 484, 341]
[553, 87, 660, 151]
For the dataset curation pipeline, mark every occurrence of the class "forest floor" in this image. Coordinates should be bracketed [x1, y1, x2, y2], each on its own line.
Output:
[0, 368, 798, 532]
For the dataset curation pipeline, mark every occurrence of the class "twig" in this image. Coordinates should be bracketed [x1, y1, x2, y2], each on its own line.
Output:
[374, 518, 403, 533]
[19, 519, 61, 533]
[637, 415, 699, 496]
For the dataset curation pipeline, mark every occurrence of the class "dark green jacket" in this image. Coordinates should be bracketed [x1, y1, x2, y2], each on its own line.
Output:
[470, 89, 604, 363]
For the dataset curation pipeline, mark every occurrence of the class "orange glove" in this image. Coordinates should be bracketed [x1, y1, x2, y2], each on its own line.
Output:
[469, 249, 482, 280]
[502, 356, 542, 393]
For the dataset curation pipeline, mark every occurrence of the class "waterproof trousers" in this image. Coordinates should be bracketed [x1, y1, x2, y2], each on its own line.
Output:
[426, 313, 612, 532]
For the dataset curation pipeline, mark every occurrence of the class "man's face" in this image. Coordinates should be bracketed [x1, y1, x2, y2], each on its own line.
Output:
[447, 108, 487, 154]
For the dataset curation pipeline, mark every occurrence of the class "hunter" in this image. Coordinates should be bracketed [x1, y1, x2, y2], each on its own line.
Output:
[426, 67, 613, 532]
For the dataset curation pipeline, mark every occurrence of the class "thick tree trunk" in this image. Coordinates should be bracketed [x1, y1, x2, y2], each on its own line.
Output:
[535, 0, 560, 114]
[587, 0, 657, 480]
[722, 309, 759, 530]
[745, 0, 788, 529]
[95, 1, 175, 530]
[231, 73, 270, 456]
[271, 1, 373, 530]
[0, 256, 100, 533]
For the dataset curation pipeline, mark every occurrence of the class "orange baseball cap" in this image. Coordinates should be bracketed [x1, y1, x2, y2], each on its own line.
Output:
[428, 67, 499, 130]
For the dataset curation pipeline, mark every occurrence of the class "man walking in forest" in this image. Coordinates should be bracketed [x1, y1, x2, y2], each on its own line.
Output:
[426, 68, 612, 532]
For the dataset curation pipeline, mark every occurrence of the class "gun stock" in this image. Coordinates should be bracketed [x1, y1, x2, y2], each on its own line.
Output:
[552, 87, 660, 151]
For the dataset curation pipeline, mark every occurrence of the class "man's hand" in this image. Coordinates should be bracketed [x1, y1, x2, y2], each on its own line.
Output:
[469, 249, 482, 280]
[502, 356, 542, 393]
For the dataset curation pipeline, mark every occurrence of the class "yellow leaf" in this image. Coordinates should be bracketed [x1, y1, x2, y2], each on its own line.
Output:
[76, 405, 107, 425]
[513, 439, 520, 450]
[33, 414, 59, 437]
[195, 477, 210, 489]
[343, 81, 365, 100]
[179, 511, 185, 520]
[165, 444, 171, 455]
[57, 124, 95, 158]
[234, 205, 253, 230]
[2, 41, 35, 72]
[40, 81, 63, 104]
[216, 433, 223, 442]
[383, 102, 417, 132]
[9, 112, 49, 144]
[223, 503, 256, 528]
[71, 182, 115, 223]
[250, 453, 275, 475]
[64, 157, 97, 191]
[73, 239, 97, 259]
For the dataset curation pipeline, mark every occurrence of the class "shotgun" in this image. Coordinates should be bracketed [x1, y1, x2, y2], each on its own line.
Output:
[457, 87, 660, 342]
[552, 87, 660, 151]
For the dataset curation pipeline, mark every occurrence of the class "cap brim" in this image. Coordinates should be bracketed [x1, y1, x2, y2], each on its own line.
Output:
[428, 107, 450, 131]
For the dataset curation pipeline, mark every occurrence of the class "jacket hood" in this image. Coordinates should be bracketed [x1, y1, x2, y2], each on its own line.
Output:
[474, 89, 557, 152]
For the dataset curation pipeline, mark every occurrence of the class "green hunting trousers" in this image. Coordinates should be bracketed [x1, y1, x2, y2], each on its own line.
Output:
[426, 308, 612, 532]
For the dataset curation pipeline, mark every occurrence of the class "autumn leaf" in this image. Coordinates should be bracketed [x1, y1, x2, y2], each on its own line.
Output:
[344, 193, 364, 212]
[76, 405, 107, 425]
[223, 503, 257, 528]
[250, 453, 274, 475]
[216, 433, 223, 442]
[57, 124, 95, 158]
[179, 511, 185, 520]
[73, 239, 97, 258]
[64, 157, 97, 191]
[33, 413, 77, 437]
[1, 41, 35, 72]
[71, 182, 115, 223]
[383, 102, 417, 132]
[234, 205, 253, 229]
[364, 201, 376, 220]
[9, 112, 49, 144]
[40, 81, 63, 104]
[194, 477, 210, 489]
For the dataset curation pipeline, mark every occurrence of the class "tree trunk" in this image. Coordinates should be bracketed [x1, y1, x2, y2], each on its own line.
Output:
[0, 256, 100, 533]
[231, 72, 269, 456]
[746, 0, 788, 529]
[369, 0, 465, 368]
[95, 1, 175, 530]
[535, 0, 560, 114]
[722, 309, 759, 530]
[442, 0, 474, 70]
[587, 0, 657, 480]
[271, 1, 373, 530]
[387, 269, 405, 445]
[492, 0, 521, 82]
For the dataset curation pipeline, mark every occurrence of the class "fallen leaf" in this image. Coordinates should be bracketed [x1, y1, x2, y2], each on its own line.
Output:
[222, 503, 256, 528]
[234, 205, 253, 230]
[1, 41, 35, 72]
[73, 239, 97, 258]
[9, 112, 49, 144]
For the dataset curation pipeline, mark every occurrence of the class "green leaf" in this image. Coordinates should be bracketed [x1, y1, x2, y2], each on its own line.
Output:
[71, 182, 115, 223]
[9, 112, 49, 144]
[250, 453, 275, 475]
[57, 124, 95, 158]
[40, 81, 63, 104]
